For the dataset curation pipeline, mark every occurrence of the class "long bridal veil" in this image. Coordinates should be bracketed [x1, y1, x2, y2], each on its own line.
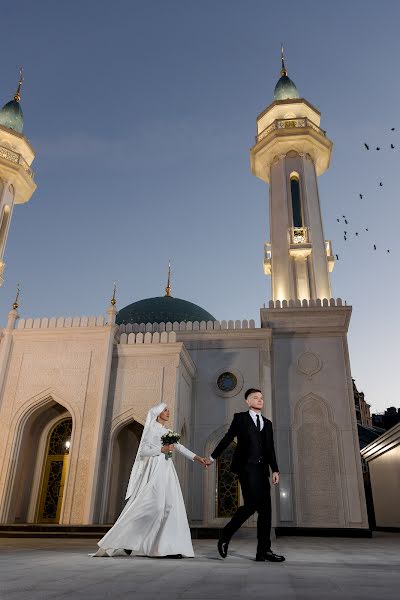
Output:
[124, 401, 167, 500]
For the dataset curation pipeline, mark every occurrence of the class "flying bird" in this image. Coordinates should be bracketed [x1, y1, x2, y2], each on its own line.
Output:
[359, 194, 363, 199]
[373, 244, 377, 250]
[344, 236, 347, 241]
[342, 215, 346, 218]
[365, 228, 369, 231]
[379, 182, 383, 186]
[391, 144, 395, 149]
[337, 218, 340, 222]
[376, 147, 380, 151]
[364, 143, 369, 150]
[335, 254, 339, 260]
[387, 249, 391, 253]
[355, 232, 359, 236]
[391, 128, 395, 131]
[344, 219, 348, 224]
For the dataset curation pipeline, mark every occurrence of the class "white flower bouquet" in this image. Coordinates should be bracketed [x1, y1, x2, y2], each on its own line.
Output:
[161, 430, 181, 459]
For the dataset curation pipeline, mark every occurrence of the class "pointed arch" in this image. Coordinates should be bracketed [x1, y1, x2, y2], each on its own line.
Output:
[0, 389, 78, 523]
[292, 393, 345, 527]
[98, 410, 145, 524]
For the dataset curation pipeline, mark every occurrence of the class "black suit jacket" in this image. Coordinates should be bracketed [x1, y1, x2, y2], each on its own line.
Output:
[211, 412, 279, 475]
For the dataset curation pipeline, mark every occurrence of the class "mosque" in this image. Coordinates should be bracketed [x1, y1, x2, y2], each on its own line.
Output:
[0, 56, 368, 533]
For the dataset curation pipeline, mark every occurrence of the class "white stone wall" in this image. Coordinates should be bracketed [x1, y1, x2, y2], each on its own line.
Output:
[0, 322, 114, 524]
[264, 305, 368, 529]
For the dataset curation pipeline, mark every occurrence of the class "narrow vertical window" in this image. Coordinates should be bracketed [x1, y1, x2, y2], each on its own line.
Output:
[290, 175, 303, 227]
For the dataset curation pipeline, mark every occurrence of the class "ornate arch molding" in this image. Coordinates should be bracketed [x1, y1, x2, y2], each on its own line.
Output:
[292, 392, 336, 430]
[0, 388, 79, 523]
[291, 392, 345, 527]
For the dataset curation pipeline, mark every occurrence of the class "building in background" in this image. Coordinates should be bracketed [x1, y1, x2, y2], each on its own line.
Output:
[0, 55, 368, 534]
[372, 407, 400, 431]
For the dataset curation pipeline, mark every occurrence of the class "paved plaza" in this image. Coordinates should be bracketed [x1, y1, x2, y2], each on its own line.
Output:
[0, 533, 399, 600]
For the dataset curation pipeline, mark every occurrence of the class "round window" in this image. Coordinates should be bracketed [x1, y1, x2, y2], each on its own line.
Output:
[217, 372, 238, 393]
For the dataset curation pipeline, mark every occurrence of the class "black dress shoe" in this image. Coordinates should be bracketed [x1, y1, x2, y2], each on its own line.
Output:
[124, 549, 132, 555]
[165, 554, 183, 559]
[217, 539, 229, 559]
[256, 550, 285, 562]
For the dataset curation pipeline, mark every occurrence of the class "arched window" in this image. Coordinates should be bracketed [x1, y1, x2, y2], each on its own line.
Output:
[0, 205, 10, 256]
[290, 174, 303, 228]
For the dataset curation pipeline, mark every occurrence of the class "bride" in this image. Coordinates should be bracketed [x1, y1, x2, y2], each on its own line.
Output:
[92, 402, 207, 558]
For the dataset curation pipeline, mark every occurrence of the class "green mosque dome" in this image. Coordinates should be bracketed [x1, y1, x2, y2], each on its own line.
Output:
[274, 75, 300, 101]
[116, 295, 216, 325]
[0, 99, 24, 134]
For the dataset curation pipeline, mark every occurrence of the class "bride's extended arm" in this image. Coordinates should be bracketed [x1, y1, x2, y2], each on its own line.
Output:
[175, 443, 207, 465]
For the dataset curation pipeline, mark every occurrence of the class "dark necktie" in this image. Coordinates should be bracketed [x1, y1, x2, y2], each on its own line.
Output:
[256, 414, 261, 431]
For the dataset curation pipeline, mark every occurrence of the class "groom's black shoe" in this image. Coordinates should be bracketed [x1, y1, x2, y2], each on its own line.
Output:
[165, 554, 183, 559]
[256, 550, 285, 562]
[124, 549, 132, 556]
[217, 539, 229, 559]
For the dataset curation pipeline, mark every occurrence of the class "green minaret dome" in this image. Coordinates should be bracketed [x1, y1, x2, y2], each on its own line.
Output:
[0, 98, 24, 134]
[116, 295, 216, 326]
[274, 74, 300, 101]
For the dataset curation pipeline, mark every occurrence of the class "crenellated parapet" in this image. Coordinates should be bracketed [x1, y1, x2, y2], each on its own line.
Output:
[117, 319, 256, 334]
[267, 297, 346, 308]
[17, 315, 106, 329]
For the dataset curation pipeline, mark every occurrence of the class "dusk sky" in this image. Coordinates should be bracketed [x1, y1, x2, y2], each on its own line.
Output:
[1, 1, 399, 413]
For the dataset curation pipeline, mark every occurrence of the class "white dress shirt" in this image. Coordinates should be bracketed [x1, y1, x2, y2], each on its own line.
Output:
[249, 409, 264, 430]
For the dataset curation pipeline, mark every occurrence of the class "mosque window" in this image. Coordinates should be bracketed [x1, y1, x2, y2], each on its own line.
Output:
[217, 372, 238, 393]
[290, 174, 303, 228]
[216, 442, 240, 517]
[0, 205, 10, 256]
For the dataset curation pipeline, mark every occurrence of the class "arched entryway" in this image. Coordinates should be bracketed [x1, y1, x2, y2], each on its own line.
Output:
[105, 420, 143, 523]
[3, 399, 72, 524]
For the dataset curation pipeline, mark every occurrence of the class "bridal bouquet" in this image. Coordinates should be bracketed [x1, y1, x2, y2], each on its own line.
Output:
[161, 430, 181, 460]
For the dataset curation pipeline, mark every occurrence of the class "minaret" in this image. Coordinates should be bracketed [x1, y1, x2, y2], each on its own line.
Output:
[250, 48, 334, 302]
[0, 68, 37, 285]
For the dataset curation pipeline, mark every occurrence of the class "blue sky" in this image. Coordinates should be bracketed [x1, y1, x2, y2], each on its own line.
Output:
[1, 0, 399, 413]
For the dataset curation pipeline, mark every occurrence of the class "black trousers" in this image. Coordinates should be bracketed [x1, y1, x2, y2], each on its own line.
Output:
[221, 463, 271, 554]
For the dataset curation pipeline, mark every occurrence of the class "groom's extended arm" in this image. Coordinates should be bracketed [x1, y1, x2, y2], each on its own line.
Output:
[210, 413, 240, 461]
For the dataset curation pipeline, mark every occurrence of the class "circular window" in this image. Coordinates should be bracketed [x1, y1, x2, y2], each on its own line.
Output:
[217, 372, 238, 393]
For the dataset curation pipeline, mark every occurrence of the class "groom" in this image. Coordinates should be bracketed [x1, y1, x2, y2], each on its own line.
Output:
[206, 388, 285, 562]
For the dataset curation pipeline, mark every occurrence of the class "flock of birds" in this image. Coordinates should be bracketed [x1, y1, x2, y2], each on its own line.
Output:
[334, 128, 395, 260]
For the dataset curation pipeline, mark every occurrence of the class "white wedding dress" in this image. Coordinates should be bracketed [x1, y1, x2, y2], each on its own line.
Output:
[93, 415, 195, 558]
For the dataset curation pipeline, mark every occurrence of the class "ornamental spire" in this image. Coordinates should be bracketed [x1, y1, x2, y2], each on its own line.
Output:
[280, 44, 287, 77]
[12, 283, 20, 310]
[14, 67, 24, 103]
[111, 281, 117, 306]
[165, 260, 172, 297]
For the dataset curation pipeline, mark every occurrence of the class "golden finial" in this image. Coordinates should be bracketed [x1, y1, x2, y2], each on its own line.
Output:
[111, 281, 117, 306]
[280, 44, 287, 77]
[14, 67, 24, 103]
[165, 261, 172, 297]
[12, 283, 20, 310]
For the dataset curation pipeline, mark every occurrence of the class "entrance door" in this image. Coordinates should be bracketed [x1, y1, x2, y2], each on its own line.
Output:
[37, 418, 72, 523]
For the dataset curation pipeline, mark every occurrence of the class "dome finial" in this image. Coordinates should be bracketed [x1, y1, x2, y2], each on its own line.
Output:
[280, 44, 287, 77]
[14, 67, 24, 103]
[111, 281, 117, 306]
[165, 260, 172, 297]
[12, 283, 20, 310]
